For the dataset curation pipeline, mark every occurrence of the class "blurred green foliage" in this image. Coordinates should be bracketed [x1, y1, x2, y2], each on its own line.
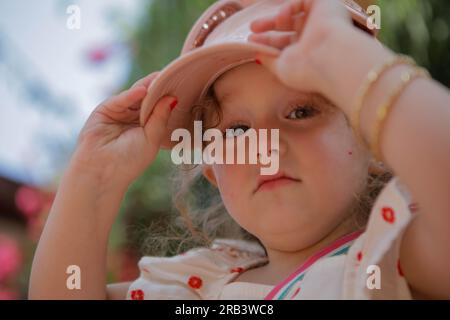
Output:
[118, 0, 450, 257]
[125, 0, 217, 85]
[377, 0, 450, 86]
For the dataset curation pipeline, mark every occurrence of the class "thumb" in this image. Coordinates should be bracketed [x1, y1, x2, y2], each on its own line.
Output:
[143, 95, 177, 147]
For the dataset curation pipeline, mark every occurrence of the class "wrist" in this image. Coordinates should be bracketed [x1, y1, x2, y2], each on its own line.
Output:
[51, 163, 127, 238]
[64, 163, 128, 199]
[312, 24, 395, 116]
[67, 148, 131, 196]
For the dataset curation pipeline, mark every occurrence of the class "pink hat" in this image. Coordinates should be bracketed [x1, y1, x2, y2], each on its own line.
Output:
[139, 0, 376, 149]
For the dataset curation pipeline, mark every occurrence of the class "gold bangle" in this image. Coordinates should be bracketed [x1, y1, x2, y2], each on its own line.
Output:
[371, 67, 430, 162]
[351, 54, 416, 148]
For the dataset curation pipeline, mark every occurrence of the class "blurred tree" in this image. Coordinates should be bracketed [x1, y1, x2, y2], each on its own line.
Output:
[125, 0, 216, 86]
[377, 0, 450, 86]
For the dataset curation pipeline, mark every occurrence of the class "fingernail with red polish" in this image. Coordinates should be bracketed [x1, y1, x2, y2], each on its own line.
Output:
[255, 58, 262, 65]
[170, 98, 178, 110]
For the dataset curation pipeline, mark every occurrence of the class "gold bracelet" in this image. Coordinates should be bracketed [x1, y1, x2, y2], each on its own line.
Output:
[351, 54, 416, 148]
[371, 67, 431, 162]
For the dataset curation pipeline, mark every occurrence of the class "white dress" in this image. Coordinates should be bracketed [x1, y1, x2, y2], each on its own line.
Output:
[127, 176, 417, 300]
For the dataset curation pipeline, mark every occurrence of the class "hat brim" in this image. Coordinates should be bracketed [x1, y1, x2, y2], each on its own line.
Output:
[140, 41, 280, 150]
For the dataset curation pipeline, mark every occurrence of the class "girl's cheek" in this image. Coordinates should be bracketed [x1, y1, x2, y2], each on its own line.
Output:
[291, 136, 345, 189]
[213, 165, 233, 195]
[292, 133, 326, 164]
[215, 164, 247, 197]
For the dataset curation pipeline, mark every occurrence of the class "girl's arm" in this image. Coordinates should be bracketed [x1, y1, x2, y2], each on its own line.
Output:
[317, 27, 450, 298]
[29, 163, 127, 299]
[29, 73, 176, 299]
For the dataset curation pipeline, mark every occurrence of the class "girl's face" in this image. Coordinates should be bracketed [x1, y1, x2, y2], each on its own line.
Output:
[202, 62, 372, 251]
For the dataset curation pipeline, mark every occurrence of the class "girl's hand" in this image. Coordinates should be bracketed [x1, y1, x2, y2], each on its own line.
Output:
[249, 0, 359, 95]
[71, 72, 177, 189]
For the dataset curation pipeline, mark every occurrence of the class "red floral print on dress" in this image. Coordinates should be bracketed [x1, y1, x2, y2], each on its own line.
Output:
[230, 267, 244, 273]
[130, 289, 144, 300]
[381, 207, 395, 224]
[188, 276, 203, 289]
[357, 251, 363, 262]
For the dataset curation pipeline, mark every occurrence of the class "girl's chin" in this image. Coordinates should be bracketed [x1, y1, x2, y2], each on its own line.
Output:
[254, 212, 314, 233]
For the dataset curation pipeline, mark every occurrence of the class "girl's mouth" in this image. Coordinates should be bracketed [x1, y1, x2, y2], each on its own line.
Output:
[254, 172, 301, 193]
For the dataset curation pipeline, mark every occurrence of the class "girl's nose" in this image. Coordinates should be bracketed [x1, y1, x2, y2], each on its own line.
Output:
[257, 131, 287, 161]
[278, 138, 287, 156]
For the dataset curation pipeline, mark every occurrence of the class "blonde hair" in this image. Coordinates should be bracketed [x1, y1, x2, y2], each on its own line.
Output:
[140, 82, 393, 257]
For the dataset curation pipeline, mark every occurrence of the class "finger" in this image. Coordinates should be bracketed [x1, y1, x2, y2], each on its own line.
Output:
[143, 96, 177, 147]
[248, 32, 297, 50]
[91, 86, 147, 125]
[280, 0, 305, 22]
[292, 12, 306, 33]
[276, 3, 298, 31]
[131, 71, 160, 89]
[103, 85, 148, 113]
[129, 72, 161, 111]
[250, 15, 277, 33]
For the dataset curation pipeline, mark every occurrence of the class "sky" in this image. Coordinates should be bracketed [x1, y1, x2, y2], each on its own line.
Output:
[0, 0, 142, 186]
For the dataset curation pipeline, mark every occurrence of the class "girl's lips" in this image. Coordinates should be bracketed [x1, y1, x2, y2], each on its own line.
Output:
[254, 174, 301, 193]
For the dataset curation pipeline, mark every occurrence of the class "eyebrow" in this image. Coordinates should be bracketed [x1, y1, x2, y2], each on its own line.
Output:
[218, 90, 319, 107]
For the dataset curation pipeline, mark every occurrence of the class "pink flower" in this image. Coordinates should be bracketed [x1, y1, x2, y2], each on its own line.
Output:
[87, 45, 112, 64]
[0, 235, 22, 281]
[0, 288, 19, 300]
[15, 186, 43, 218]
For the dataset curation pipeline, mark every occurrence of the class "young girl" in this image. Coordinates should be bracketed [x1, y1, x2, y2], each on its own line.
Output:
[29, 0, 450, 300]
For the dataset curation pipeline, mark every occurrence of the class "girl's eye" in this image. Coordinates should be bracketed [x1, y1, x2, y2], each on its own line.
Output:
[287, 105, 317, 120]
[224, 124, 250, 138]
